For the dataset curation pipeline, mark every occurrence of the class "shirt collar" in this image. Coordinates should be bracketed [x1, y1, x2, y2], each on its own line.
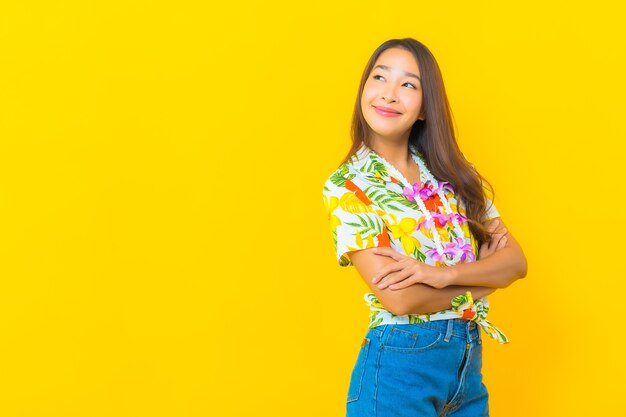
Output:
[353, 142, 425, 186]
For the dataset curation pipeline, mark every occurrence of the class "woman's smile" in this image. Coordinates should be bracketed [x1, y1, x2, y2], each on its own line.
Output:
[373, 105, 403, 117]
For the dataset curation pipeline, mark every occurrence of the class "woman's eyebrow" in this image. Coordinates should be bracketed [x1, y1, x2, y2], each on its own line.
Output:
[373, 64, 421, 81]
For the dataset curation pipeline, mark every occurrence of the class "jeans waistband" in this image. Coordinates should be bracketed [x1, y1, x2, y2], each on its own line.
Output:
[369, 318, 481, 344]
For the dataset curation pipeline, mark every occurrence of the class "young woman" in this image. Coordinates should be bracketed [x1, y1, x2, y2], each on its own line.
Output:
[321, 38, 527, 417]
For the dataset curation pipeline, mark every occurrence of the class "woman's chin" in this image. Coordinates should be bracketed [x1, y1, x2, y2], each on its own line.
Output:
[369, 127, 410, 141]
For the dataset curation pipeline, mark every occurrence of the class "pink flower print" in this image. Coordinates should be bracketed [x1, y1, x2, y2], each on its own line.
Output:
[417, 184, 436, 200]
[403, 181, 422, 202]
[441, 241, 461, 258]
[416, 217, 434, 231]
[425, 247, 443, 262]
[427, 237, 475, 263]
[431, 212, 466, 228]
[431, 212, 451, 228]
[452, 213, 467, 224]
[403, 180, 437, 202]
[451, 237, 475, 262]
[426, 244, 458, 262]
[438, 181, 454, 193]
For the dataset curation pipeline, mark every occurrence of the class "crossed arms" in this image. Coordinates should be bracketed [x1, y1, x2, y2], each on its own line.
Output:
[347, 218, 528, 316]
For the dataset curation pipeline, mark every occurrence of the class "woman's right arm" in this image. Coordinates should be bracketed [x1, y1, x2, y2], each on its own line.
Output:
[348, 248, 497, 316]
[347, 220, 508, 315]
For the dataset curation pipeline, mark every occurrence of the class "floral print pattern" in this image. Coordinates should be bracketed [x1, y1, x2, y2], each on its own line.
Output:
[322, 143, 509, 344]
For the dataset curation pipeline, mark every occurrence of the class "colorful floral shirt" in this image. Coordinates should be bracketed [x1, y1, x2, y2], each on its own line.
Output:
[322, 143, 509, 344]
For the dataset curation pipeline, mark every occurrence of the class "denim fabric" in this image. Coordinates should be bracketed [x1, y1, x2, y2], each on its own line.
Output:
[346, 318, 489, 417]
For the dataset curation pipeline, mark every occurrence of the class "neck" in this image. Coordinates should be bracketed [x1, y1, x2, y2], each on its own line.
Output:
[369, 135, 412, 168]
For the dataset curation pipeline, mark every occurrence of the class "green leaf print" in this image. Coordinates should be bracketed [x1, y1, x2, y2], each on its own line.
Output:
[413, 246, 426, 262]
[451, 293, 470, 309]
[344, 214, 384, 243]
[359, 217, 368, 228]
[370, 317, 383, 328]
[386, 190, 419, 209]
[366, 157, 388, 175]
[409, 316, 427, 324]
[345, 222, 363, 228]
[329, 169, 348, 187]
[361, 186, 388, 213]
[369, 182, 386, 189]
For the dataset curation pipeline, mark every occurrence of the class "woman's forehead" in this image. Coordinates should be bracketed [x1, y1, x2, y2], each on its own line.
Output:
[373, 49, 420, 77]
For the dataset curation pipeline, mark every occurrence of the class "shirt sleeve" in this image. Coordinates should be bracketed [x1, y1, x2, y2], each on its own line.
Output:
[322, 175, 391, 267]
[484, 197, 500, 220]
[464, 158, 501, 221]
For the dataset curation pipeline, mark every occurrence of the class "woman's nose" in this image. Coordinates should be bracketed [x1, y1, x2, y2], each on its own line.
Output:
[381, 87, 397, 102]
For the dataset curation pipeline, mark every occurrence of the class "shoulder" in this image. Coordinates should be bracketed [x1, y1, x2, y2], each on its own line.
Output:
[322, 169, 352, 208]
[321, 157, 369, 197]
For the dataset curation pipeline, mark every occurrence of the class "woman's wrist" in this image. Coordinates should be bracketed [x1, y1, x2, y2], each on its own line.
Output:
[471, 286, 497, 299]
[444, 266, 496, 299]
[445, 265, 460, 287]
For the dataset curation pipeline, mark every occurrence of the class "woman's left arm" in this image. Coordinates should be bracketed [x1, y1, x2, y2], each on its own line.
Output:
[372, 217, 527, 290]
[450, 217, 528, 288]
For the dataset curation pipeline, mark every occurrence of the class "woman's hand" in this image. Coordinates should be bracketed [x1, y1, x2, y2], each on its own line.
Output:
[370, 219, 509, 290]
[479, 219, 509, 259]
[370, 247, 454, 290]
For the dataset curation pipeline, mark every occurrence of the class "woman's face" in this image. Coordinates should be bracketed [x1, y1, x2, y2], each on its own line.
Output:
[361, 47, 424, 142]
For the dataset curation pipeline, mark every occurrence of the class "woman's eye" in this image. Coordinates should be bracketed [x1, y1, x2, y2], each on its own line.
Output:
[372, 75, 416, 89]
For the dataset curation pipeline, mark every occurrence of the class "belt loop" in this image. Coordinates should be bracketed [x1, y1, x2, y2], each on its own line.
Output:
[466, 320, 473, 343]
[444, 319, 454, 342]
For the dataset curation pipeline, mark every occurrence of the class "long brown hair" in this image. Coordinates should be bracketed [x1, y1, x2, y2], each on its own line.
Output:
[340, 38, 497, 247]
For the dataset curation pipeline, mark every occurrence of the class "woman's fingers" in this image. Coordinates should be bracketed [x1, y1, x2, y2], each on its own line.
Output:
[372, 261, 405, 284]
[480, 236, 498, 258]
[486, 219, 500, 233]
[487, 219, 507, 238]
[388, 276, 416, 290]
[491, 228, 508, 249]
[480, 232, 509, 259]
[372, 247, 404, 261]
[480, 219, 510, 259]
[378, 267, 414, 289]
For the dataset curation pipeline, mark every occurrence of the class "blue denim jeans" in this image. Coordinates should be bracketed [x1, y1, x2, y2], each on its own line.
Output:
[346, 318, 489, 417]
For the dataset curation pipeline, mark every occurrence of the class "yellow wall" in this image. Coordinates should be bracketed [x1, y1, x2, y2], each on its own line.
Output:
[1, 1, 624, 415]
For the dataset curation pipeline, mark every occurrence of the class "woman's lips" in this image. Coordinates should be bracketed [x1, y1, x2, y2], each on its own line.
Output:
[373, 106, 402, 117]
